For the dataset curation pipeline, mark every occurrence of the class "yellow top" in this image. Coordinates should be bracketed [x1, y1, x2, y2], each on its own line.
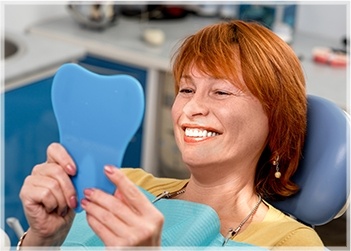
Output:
[122, 168, 324, 250]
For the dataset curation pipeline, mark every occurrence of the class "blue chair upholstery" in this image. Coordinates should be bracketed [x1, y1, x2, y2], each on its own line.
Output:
[269, 95, 350, 226]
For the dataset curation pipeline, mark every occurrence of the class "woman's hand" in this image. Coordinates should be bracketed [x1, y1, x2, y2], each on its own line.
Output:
[19, 143, 77, 246]
[81, 165, 164, 246]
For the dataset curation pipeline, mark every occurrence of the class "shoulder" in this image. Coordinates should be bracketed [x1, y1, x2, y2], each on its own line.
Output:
[121, 168, 188, 196]
[267, 204, 324, 247]
[236, 201, 324, 248]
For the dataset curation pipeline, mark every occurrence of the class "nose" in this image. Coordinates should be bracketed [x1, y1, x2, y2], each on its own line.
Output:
[182, 92, 210, 117]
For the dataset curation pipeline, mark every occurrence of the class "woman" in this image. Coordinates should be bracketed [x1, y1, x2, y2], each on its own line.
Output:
[18, 20, 323, 249]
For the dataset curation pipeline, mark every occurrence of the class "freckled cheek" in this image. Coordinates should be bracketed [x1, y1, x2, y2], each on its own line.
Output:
[238, 110, 269, 145]
[171, 103, 181, 134]
[171, 99, 183, 124]
[171, 101, 186, 146]
[171, 104, 178, 125]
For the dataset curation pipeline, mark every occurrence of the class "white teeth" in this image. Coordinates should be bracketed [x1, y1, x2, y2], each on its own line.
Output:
[185, 128, 219, 138]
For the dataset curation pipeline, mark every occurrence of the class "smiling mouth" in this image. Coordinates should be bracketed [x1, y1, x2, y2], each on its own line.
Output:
[184, 128, 220, 138]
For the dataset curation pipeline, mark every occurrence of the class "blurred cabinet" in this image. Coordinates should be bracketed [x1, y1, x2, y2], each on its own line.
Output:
[4, 55, 147, 245]
[4, 76, 58, 245]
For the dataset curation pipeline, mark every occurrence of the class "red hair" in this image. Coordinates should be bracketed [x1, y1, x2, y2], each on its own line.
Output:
[172, 20, 307, 199]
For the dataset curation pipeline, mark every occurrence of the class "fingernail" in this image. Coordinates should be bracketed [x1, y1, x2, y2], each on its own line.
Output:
[104, 165, 114, 174]
[84, 188, 94, 199]
[66, 164, 76, 175]
[81, 198, 88, 208]
[69, 195, 77, 208]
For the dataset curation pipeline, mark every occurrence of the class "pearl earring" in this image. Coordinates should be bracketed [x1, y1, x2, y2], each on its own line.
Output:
[273, 156, 281, 179]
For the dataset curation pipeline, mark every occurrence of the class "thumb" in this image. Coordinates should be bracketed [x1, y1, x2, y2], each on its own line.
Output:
[104, 165, 150, 213]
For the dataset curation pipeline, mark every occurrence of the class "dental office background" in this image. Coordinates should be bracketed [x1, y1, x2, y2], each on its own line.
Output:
[0, 1, 350, 249]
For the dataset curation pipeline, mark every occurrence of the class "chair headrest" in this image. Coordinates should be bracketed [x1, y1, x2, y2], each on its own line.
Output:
[269, 95, 350, 226]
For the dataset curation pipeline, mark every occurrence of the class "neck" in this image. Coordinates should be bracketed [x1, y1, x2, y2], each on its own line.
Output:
[182, 175, 256, 207]
[184, 162, 256, 200]
[178, 172, 267, 235]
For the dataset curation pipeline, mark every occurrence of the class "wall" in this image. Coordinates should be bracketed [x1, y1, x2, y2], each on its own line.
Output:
[4, 3, 69, 32]
[3, 2, 349, 41]
[296, 3, 348, 40]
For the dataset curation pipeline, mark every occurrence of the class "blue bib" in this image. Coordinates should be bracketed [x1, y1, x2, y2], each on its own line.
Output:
[62, 188, 267, 250]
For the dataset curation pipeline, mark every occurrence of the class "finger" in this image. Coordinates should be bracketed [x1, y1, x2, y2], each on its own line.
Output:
[82, 188, 140, 226]
[84, 202, 153, 247]
[20, 176, 62, 215]
[85, 203, 162, 247]
[46, 143, 76, 176]
[82, 197, 129, 234]
[35, 178, 68, 215]
[84, 209, 132, 246]
[31, 163, 77, 209]
[103, 165, 154, 215]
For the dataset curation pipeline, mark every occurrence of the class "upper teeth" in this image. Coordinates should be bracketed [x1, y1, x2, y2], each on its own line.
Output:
[185, 128, 219, 137]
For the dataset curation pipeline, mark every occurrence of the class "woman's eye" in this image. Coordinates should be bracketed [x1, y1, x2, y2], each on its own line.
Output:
[179, 88, 194, 94]
[215, 91, 230, 96]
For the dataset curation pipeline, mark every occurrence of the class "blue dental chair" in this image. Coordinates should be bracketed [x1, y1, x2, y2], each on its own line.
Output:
[269, 95, 350, 228]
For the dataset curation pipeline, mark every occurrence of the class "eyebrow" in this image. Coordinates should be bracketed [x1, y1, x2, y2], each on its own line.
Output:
[180, 75, 191, 79]
[180, 75, 222, 81]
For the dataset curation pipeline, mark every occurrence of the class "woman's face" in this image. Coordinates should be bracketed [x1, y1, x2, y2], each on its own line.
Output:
[171, 66, 269, 172]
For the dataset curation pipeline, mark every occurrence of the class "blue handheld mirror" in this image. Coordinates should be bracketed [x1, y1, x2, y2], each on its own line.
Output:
[51, 63, 145, 212]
